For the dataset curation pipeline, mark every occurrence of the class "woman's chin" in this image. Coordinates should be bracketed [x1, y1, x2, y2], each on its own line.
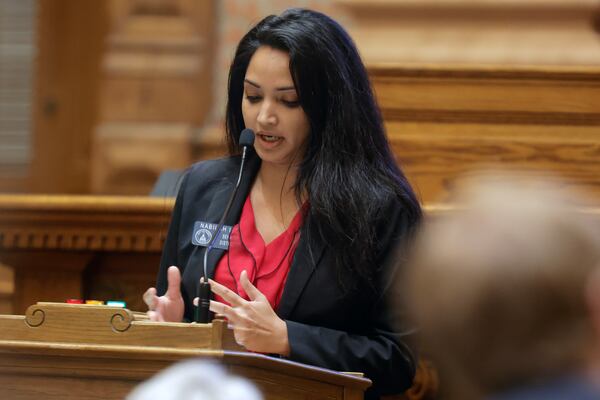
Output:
[254, 144, 304, 168]
[255, 153, 295, 168]
[257, 155, 286, 166]
[255, 147, 280, 163]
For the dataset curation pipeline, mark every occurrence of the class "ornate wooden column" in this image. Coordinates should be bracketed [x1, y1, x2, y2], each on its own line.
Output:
[92, 0, 216, 194]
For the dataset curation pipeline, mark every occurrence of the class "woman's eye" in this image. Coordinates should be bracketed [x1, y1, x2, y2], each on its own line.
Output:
[281, 99, 300, 108]
[245, 95, 261, 103]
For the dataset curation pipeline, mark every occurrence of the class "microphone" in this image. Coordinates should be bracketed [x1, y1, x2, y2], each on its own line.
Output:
[195, 128, 255, 323]
[238, 128, 256, 148]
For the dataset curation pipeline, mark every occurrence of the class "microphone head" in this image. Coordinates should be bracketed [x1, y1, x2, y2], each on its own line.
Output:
[239, 128, 255, 148]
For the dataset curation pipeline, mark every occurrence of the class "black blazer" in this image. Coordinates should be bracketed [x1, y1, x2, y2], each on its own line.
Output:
[156, 154, 417, 399]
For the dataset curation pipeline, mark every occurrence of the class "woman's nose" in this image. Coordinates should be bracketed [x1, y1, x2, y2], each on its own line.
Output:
[256, 100, 277, 126]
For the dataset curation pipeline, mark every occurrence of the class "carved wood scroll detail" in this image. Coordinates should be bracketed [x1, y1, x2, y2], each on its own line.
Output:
[25, 305, 45, 327]
[110, 308, 134, 333]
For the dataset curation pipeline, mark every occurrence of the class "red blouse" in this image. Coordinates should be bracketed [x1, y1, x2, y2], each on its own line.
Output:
[213, 195, 304, 311]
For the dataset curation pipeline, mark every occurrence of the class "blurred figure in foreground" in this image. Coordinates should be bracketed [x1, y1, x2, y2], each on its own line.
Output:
[126, 360, 263, 400]
[403, 173, 600, 399]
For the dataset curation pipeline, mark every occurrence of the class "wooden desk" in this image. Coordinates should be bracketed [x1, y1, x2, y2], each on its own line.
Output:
[0, 302, 371, 399]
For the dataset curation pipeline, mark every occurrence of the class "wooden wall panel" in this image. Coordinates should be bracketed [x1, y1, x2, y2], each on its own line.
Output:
[29, 0, 108, 194]
[92, 0, 216, 195]
[338, 0, 600, 65]
[388, 123, 600, 202]
[371, 65, 600, 203]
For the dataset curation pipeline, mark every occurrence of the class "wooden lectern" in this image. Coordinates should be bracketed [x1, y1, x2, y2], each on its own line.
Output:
[0, 302, 371, 399]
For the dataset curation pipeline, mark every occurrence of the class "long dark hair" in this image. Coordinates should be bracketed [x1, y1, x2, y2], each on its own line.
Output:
[225, 8, 421, 288]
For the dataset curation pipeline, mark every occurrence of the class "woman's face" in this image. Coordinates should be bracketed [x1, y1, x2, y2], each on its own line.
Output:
[242, 46, 310, 167]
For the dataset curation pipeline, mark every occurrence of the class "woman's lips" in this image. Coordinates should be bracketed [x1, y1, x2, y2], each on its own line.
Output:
[257, 133, 283, 147]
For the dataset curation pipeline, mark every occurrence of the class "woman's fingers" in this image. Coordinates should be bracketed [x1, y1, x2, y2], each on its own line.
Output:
[194, 297, 225, 319]
[143, 268, 184, 323]
[209, 300, 243, 325]
[239, 270, 265, 302]
[208, 278, 246, 307]
[147, 310, 162, 322]
[165, 266, 181, 298]
[143, 287, 157, 310]
[206, 283, 288, 354]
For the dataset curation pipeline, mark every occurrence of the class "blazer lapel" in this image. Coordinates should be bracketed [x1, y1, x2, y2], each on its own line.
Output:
[277, 230, 326, 319]
[201, 184, 232, 279]
[204, 153, 261, 279]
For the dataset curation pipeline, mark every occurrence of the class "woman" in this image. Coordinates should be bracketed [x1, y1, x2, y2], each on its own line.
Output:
[144, 8, 422, 399]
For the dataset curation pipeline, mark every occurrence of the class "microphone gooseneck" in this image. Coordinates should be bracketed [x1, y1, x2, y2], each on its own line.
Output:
[195, 128, 255, 323]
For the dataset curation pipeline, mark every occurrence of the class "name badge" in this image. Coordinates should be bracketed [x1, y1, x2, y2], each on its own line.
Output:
[192, 221, 232, 250]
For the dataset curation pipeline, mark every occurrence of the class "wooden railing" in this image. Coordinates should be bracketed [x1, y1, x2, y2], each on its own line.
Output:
[0, 195, 173, 314]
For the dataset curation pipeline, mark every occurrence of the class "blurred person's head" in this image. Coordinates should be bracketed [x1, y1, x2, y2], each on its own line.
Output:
[403, 173, 600, 399]
[126, 360, 263, 400]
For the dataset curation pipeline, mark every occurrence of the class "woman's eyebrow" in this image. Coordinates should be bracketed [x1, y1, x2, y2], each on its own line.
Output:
[244, 79, 295, 92]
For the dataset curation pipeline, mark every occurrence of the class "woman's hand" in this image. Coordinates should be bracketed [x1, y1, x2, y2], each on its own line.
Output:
[208, 270, 290, 356]
[143, 266, 184, 322]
